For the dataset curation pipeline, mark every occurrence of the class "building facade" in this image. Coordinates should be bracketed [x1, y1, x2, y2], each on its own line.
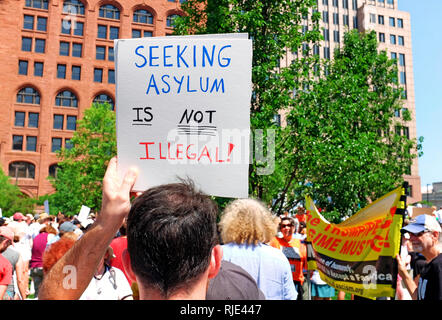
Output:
[0, 0, 183, 198]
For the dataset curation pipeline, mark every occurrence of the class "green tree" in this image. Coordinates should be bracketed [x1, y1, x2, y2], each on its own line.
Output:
[279, 30, 419, 220]
[0, 168, 35, 216]
[49, 103, 116, 216]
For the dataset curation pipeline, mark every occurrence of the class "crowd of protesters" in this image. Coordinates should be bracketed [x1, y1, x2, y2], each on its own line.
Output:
[1, 158, 441, 300]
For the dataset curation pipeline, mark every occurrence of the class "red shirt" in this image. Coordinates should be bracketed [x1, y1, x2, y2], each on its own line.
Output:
[0, 254, 12, 286]
[110, 236, 132, 285]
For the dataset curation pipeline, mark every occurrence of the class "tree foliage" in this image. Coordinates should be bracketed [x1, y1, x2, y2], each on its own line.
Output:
[0, 168, 35, 216]
[49, 103, 116, 216]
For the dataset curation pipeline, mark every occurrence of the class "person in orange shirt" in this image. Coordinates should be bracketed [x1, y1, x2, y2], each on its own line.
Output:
[270, 216, 307, 300]
[295, 206, 306, 224]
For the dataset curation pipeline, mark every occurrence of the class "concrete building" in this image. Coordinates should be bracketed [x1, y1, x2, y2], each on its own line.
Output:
[0, 0, 183, 198]
[422, 182, 442, 209]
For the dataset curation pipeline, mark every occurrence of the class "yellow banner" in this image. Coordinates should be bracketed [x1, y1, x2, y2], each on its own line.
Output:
[305, 186, 406, 299]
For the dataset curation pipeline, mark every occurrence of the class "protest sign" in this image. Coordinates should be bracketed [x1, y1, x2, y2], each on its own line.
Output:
[77, 205, 90, 223]
[305, 185, 407, 299]
[114, 34, 252, 198]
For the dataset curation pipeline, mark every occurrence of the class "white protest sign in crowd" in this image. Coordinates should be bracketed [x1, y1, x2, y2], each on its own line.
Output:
[115, 34, 252, 198]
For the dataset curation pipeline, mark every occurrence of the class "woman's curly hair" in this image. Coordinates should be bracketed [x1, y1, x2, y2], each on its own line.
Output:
[219, 198, 279, 245]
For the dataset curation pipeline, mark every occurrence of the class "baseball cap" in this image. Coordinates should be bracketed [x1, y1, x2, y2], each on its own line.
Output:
[59, 221, 77, 233]
[0, 226, 14, 241]
[13, 212, 25, 221]
[206, 260, 266, 300]
[401, 214, 442, 235]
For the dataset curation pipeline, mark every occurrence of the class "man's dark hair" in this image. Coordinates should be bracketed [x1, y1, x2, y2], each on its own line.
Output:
[127, 181, 219, 298]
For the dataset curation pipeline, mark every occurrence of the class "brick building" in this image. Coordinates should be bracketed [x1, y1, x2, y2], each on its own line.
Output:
[0, 0, 183, 198]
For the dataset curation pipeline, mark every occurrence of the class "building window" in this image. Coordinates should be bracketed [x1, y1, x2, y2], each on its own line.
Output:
[34, 62, 44, 77]
[132, 29, 141, 38]
[62, 20, 84, 36]
[19, 60, 28, 75]
[108, 47, 114, 61]
[93, 93, 114, 110]
[343, 15, 349, 26]
[97, 25, 107, 39]
[72, 43, 82, 57]
[400, 71, 406, 84]
[144, 31, 153, 37]
[322, 0, 328, 5]
[322, 11, 329, 23]
[35, 39, 46, 53]
[23, 15, 34, 30]
[323, 47, 330, 59]
[26, 136, 37, 152]
[333, 0, 338, 7]
[166, 14, 179, 28]
[60, 41, 70, 56]
[28, 112, 39, 128]
[398, 36, 404, 46]
[333, 13, 339, 25]
[378, 32, 385, 43]
[53, 114, 64, 129]
[52, 138, 63, 153]
[72, 65, 81, 80]
[62, 0, 85, 15]
[389, 17, 395, 27]
[378, 15, 384, 25]
[370, 14, 376, 23]
[49, 164, 59, 178]
[353, 16, 358, 29]
[397, 18, 403, 28]
[56, 90, 78, 107]
[94, 68, 103, 82]
[108, 69, 115, 84]
[109, 27, 119, 40]
[17, 87, 40, 104]
[390, 34, 396, 45]
[65, 138, 73, 150]
[96, 45, 106, 60]
[133, 9, 153, 24]
[323, 29, 329, 41]
[36, 17, 47, 31]
[12, 135, 23, 151]
[399, 53, 405, 66]
[333, 30, 340, 42]
[99, 4, 120, 20]
[25, 0, 49, 10]
[22, 37, 32, 52]
[352, 0, 358, 10]
[391, 52, 397, 61]
[57, 64, 67, 79]
[15, 112, 26, 127]
[342, 0, 348, 9]
[66, 115, 77, 130]
[9, 161, 35, 179]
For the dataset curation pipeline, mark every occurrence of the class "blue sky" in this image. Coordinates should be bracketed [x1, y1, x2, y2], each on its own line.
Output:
[398, 0, 442, 192]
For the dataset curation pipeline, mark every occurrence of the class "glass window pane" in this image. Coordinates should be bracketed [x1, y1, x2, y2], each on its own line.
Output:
[26, 136, 37, 152]
[52, 138, 62, 152]
[53, 114, 64, 129]
[108, 47, 114, 61]
[19, 60, 28, 75]
[94, 68, 103, 82]
[72, 43, 82, 57]
[61, 20, 71, 34]
[35, 39, 45, 53]
[97, 25, 107, 39]
[132, 29, 141, 38]
[109, 27, 119, 40]
[13, 135, 23, 150]
[37, 17, 47, 31]
[22, 37, 32, 52]
[34, 62, 44, 77]
[24, 15, 34, 29]
[15, 112, 25, 127]
[108, 69, 115, 84]
[57, 64, 66, 79]
[72, 65, 81, 80]
[96, 46, 105, 60]
[66, 116, 77, 130]
[28, 113, 39, 128]
[73, 21, 84, 36]
[60, 42, 70, 56]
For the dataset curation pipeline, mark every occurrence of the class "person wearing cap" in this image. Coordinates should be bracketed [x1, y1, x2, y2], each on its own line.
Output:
[0, 226, 14, 299]
[397, 214, 442, 300]
[219, 198, 297, 300]
[46, 221, 78, 249]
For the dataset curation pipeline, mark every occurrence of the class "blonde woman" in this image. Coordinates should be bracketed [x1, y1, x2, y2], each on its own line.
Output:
[219, 198, 297, 300]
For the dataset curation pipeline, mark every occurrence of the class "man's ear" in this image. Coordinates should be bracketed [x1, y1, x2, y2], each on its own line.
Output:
[122, 249, 137, 282]
[208, 245, 223, 279]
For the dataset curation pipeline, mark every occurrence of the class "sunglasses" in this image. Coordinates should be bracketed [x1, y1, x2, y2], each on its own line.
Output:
[409, 230, 430, 237]
[280, 224, 294, 229]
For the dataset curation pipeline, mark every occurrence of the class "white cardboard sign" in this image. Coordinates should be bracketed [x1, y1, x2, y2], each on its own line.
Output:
[114, 34, 252, 198]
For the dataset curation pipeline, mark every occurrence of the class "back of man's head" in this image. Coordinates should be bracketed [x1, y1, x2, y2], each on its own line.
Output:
[127, 181, 219, 298]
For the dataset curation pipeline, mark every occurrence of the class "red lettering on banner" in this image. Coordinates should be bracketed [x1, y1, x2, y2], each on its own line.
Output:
[140, 142, 155, 160]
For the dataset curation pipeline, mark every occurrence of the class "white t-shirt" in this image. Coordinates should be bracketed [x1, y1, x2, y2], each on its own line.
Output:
[80, 266, 132, 300]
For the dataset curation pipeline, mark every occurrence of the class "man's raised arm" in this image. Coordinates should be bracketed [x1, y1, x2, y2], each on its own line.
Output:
[38, 157, 138, 300]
